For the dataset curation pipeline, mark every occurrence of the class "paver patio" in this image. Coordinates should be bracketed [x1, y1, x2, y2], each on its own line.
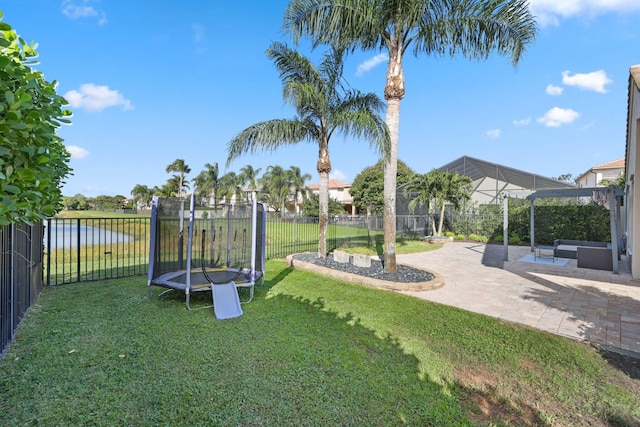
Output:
[398, 243, 640, 356]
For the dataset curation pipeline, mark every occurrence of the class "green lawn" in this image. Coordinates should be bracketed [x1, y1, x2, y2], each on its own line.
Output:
[1, 260, 638, 425]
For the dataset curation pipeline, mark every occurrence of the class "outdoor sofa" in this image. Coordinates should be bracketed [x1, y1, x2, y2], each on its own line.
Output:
[553, 239, 613, 271]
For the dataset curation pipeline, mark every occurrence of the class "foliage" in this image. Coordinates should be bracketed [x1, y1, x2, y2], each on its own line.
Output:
[468, 233, 488, 243]
[507, 201, 612, 244]
[130, 184, 153, 208]
[283, 0, 537, 271]
[258, 165, 289, 213]
[554, 173, 575, 184]
[446, 203, 503, 238]
[300, 191, 344, 216]
[600, 174, 625, 188]
[165, 159, 191, 197]
[403, 170, 472, 236]
[350, 159, 415, 215]
[192, 162, 221, 205]
[218, 171, 246, 206]
[227, 42, 389, 256]
[0, 13, 72, 225]
[61, 193, 90, 210]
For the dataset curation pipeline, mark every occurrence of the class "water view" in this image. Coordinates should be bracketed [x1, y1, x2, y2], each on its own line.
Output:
[44, 220, 134, 249]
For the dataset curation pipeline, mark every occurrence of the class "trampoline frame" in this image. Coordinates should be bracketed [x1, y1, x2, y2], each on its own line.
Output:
[147, 194, 266, 309]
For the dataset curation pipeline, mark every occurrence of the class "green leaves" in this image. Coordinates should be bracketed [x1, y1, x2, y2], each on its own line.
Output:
[0, 14, 72, 224]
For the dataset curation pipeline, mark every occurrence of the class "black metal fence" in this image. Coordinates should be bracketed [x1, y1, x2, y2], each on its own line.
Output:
[1, 222, 44, 359]
[45, 217, 150, 285]
[38, 212, 506, 287]
[2, 212, 502, 356]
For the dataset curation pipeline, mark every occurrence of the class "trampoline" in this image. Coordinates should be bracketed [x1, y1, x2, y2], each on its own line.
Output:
[147, 194, 266, 312]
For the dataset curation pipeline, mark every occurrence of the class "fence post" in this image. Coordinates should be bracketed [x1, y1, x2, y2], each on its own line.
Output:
[76, 218, 81, 282]
[46, 219, 51, 285]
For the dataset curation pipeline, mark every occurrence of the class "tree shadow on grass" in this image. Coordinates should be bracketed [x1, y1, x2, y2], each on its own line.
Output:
[259, 275, 547, 425]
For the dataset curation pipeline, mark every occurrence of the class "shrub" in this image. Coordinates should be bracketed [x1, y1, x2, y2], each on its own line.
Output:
[469, 234, 488, 243]
[0, 14, 72, 225]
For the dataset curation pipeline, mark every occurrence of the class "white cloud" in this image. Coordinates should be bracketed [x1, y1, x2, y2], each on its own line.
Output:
[537, 107, 580, 127]
[66, 145, 90, 159]
[546, 84, 564, 96]
[513, 117, 531, 126]
[64, 83, 133, 112]
[330, 169, 347, 181]
[561, 70, 612, 93]
[61, 0, 107, 25]
[356, 54, 388, 77]
[486, 129, 501, 139]
[529, 0, 640, 26]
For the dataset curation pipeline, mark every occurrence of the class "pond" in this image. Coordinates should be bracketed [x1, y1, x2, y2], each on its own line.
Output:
[44, 219, 134, 249]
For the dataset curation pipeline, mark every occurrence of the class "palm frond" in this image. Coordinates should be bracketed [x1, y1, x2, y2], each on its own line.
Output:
[226, 119, 316, 167]
[414, 0, 536, 66]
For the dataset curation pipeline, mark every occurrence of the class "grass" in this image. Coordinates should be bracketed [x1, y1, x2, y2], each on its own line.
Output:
[337, 237, 442, 256]
[1, 260, 638, 425]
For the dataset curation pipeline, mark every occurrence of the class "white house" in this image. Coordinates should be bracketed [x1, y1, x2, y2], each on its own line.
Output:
[625, 64, 640, 279]
[305, 179, 356, 215]
[576, 158, 625, 188]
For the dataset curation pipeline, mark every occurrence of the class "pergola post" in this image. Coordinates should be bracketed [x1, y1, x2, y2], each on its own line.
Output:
[503, 193, 509, 261]
[608, 189, 619, 274]
[530, 199, 535, 252]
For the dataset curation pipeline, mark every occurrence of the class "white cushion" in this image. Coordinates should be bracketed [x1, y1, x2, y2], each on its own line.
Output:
[556, 245, 578, 252]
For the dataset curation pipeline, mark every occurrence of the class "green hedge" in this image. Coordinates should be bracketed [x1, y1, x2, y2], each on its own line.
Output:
[509, 203, 611, 244]
[445, 202, 612, 245]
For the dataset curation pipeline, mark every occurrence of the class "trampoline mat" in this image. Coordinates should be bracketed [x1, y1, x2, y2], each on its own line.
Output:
[151, 268, 263, 291]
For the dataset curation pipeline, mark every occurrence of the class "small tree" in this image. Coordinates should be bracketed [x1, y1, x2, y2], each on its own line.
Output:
[404, 170, 472, 236]
[0, 13, 72, 224]
[350, 159, 415, 215]
[193, 162, 222, 208]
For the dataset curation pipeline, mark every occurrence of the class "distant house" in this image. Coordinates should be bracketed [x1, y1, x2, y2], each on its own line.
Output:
[435, 155, 575, 206]
[624, 64, 640, 279]
[576, 158, 625, 188]
[305, 179, 355, 215]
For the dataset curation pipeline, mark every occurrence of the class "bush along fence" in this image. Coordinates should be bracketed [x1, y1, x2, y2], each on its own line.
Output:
[1, 222, 45, 359]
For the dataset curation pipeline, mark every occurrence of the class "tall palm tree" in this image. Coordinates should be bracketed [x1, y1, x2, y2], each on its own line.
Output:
[165, 159, 191, 198]
[227, 42, 389, 257]
[239, 165, 262, 202]
[284, 0, 537, 270]
[287, 165, 312, 215]
[193, 162, 222, 208]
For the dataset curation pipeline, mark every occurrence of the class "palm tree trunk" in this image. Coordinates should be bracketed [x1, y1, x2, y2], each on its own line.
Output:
[383, 45, 405, 273]
[317, 139, 331, 258]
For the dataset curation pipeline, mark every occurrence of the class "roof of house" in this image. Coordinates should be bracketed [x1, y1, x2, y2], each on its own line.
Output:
[434, 155, 575, 190]
[631, 64, 640, 89]
[306, 179, 351, 190]
[576, 158, 625, 181]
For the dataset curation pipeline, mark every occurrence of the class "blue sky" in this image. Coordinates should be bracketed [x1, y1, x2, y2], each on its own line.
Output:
[2, 0, 640, 197]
